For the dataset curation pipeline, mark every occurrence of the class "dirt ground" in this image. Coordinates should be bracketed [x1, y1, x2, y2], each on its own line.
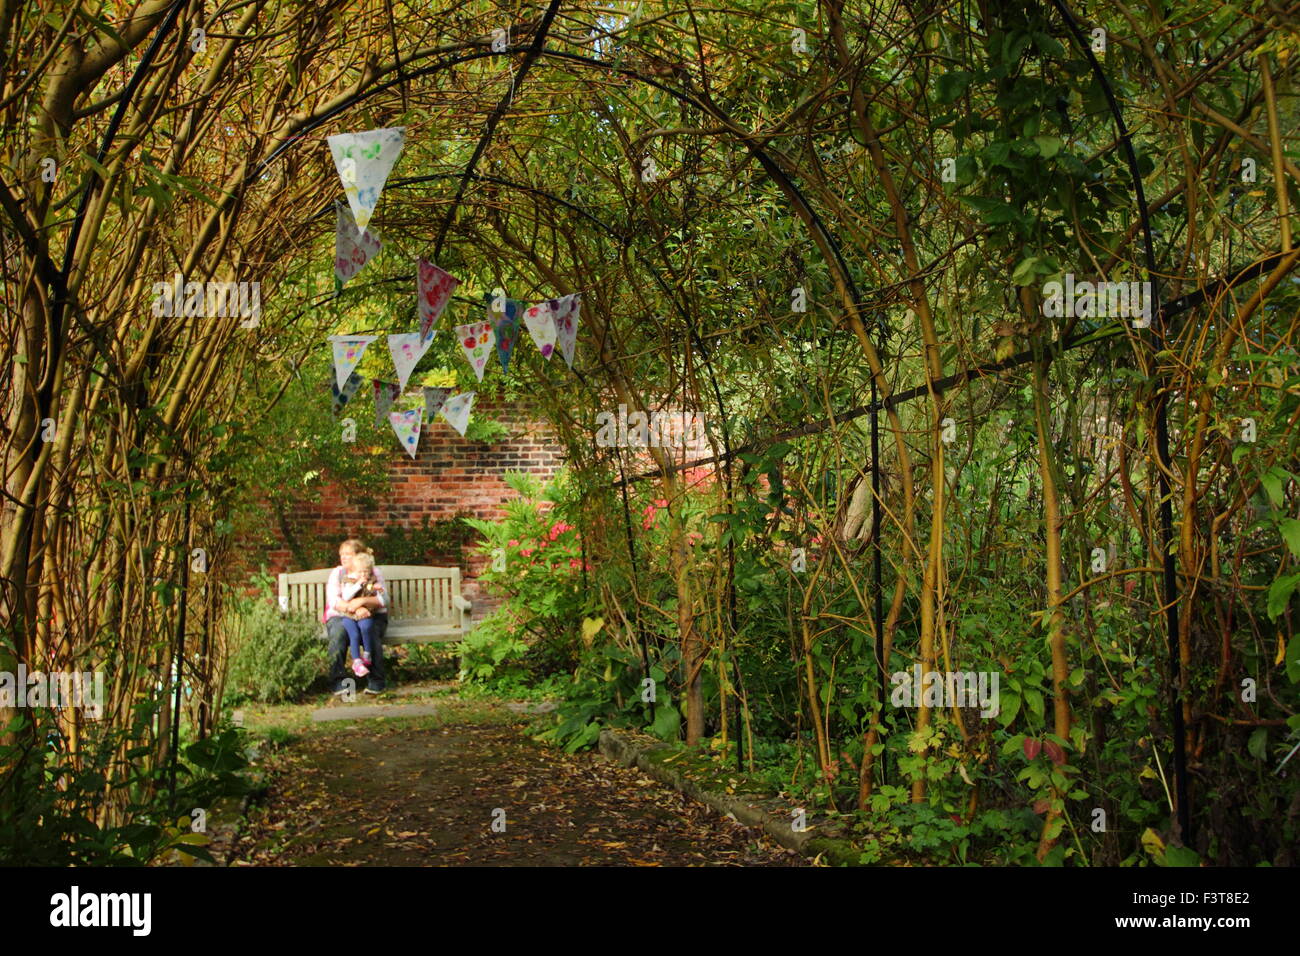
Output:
[230, 709, 806, 867]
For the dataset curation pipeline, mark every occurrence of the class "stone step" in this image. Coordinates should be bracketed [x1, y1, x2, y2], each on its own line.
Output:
[311, 703, 440, 722]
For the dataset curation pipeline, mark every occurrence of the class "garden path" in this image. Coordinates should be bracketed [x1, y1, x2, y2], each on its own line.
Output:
[230, 694, 802, 866]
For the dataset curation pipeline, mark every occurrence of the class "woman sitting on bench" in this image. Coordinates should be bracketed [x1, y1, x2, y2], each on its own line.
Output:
[324, 537, 388, 695]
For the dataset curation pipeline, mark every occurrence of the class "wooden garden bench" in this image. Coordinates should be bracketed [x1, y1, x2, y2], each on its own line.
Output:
[278, 565, 473, 644]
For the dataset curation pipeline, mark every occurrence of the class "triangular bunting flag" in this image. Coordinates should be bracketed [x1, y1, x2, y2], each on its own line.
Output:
[491, 300, 522, 375]
[332, 370, 364, 416]
[388, 407, 423, 459]
[388, 332, 433, 391]
[329, 334, 378, 390]
[423, 387, 452, 423]
[522, 300, 557, 360]
[327, 127, 406, 231]
[373, 380, 400, 427]
[334, 202, 382, 285]
[439, 391, 475, 437]
[418, 258, 460, 341]
[555, 293, 581, 368]
[455, 321, 495, 381]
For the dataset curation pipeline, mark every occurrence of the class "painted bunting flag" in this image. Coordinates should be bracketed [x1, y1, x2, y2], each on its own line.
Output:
[373, 380, 400, 427]
[521, 300, 557, 360]
[455, 321, 495, 381]
[327, 127, 406, 231]
[388, 332, 433, 390]
[329, 334, 377, 390]
[423, 386, 452, 423]
[418, 258, 459, 341]
[439, 391, 474, 437]
[490, 299, 522, 375]
[334, 202, 382, 284]
[555, 293, 581, 368]
[485, 292, 523, 320]
[388, 407, 423, 459]
[331, 370, 364, 416]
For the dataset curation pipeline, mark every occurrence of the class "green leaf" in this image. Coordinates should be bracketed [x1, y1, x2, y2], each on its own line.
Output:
[81, 150, 113, 182]
[1012, 256, 1040, 286]
[959, 195, 1017, 224]
[1031, 31, 1066, 57]
[1261, 470, 1284, 508]
[1001, 30, 1031, 65]
[1267, 571, 1300, 619]
[1247, 727, 1268, 760]
[649, 704, 681, 741]
[1280, 518, 1300, 558]
[1163, 845, 1201, 867]
[1034, 136, 1063, 158]
[997, 690, 1021, 727]
[766, 441, 794, 461]
[981, 142, 1011, 166]
[1024, 686, 1045, 719]
[173, 843, 216, 864]
[74, 8, 125, 46]
[935, 70, 974, 104]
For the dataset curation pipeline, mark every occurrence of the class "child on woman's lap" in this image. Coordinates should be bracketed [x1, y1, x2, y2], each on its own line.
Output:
[339, 552, 383, 677]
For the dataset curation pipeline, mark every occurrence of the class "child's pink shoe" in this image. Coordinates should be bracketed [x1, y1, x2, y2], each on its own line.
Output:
[352, 658, 369, 677]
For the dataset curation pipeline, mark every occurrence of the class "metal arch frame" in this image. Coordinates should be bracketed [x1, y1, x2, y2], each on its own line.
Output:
[1048, 0, 1190, 845]
[247, 15, 1277, 826]
[246, 32, 895, 759]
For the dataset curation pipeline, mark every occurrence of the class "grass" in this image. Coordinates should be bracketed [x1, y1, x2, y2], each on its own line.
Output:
[234, 678, 540, 743]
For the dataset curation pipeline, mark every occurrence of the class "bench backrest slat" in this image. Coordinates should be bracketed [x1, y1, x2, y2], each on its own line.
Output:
[278, 565, 463, 624]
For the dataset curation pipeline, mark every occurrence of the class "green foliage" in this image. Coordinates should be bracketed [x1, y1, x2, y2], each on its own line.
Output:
[368, 512, 475, 565]
[220, 350, 390, 546]
[457, 611, 532, 687]
[0, 704, 252, 865]
[465, 416, 511, 443]
[535, 643, 678, 752]
[223, 592, 328, 705]
[458, 470, 590, 687]
[855, 804, 1042, 866]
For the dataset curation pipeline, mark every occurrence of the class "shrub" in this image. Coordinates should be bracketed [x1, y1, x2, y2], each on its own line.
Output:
[459, 470, 590, 685]
[223, 597, 328, 705]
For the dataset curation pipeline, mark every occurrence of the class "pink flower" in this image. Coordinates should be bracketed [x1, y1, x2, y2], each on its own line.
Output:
[654, 499, 668, 509]
[520, 548, 533, 557]
[569, 558, 581, 569]
[508, 539, 519, 547]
